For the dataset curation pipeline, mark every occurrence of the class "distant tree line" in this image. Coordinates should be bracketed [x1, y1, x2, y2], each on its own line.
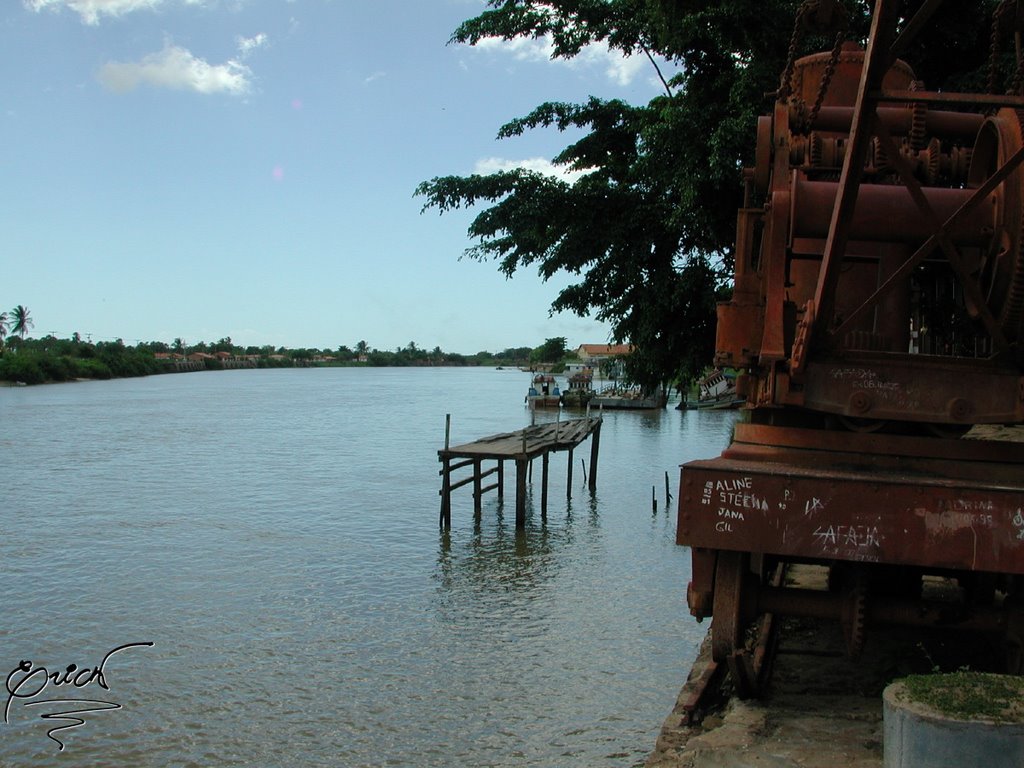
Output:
[0, 329, 569, 385]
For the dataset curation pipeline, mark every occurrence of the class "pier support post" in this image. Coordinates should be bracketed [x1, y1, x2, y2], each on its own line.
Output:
[566, 447, 574, 500]
[440, 457, 452, 528]
[541, 452, 549, 517]
[588, 420, 601, 492]
[473, 459, 482, 514]
[440, 413, 452, 528]
[515, 458, 528, 528]
[497, 460, 504, 500]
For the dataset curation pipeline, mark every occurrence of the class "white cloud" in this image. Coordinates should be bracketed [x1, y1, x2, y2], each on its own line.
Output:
[576, 41, 648, 86]
[24, 0, 204, 25]
[97, 44, 252, 95]
[474, 156, 589, 183]
[474, 35, 555, 64]
[237, 33, 268, 58]
[468, 35, 650, 87]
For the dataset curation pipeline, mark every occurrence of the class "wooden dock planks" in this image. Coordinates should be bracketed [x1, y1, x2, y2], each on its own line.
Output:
[438, 416, 602, 528]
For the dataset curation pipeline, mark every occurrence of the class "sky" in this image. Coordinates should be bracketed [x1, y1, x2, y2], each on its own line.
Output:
[4, 0, 674, 354]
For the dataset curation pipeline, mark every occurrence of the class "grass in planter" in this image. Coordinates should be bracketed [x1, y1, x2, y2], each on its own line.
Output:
[899, 671, 1024, 724]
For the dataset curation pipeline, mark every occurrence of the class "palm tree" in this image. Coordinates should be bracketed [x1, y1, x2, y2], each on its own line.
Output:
[10, 305, 33, 339]
[0, 311, 7, 349]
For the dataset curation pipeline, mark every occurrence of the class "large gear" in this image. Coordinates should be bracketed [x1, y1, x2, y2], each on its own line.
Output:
[969, 107, 1024, 347]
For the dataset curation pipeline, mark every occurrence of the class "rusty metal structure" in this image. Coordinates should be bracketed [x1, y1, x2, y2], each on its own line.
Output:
[677, 0, 1024, 696]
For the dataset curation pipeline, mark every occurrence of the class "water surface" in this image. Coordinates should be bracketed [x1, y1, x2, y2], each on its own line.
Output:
[0, 368, 738, 766]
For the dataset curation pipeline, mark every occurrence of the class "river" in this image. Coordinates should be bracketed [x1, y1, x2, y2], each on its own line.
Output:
[0, 367, 738, 767]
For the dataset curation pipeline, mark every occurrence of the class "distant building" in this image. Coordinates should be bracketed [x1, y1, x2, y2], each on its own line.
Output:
[575, 344, 632, 381]
[574, 344, 632, 365]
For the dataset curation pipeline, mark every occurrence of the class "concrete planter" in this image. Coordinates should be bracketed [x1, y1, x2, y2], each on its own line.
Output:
[883, 674, 1024, 768]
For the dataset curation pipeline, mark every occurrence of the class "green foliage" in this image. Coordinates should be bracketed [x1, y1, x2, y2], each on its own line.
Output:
[420, 0, 1002, 389]
[0, 351, 45, 385]
[418, 0, 778, 388]
[900, 672, 1024, 723]
[72, 358, 112, 379]
[531, 337, 568, 364]
[9, 305, 33, 339]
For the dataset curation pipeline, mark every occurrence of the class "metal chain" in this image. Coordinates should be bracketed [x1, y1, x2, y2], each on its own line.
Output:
[1012, 29, 1024, 95]
[778, 1, 814, 101]
[807, 29, 847, 130]
[988, 0, 1015, 94]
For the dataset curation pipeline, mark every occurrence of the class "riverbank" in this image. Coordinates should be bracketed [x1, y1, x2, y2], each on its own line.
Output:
[646, 566, 896, 767]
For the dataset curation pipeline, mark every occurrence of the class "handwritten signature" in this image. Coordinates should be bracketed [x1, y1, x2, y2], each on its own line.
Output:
[4, 642, 153, 750]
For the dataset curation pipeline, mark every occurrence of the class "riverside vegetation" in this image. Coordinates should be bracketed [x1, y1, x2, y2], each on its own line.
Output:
[0, 332, 581, 386]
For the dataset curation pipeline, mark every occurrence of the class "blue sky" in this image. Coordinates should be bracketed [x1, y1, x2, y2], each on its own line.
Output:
[4, 0, 673, 354]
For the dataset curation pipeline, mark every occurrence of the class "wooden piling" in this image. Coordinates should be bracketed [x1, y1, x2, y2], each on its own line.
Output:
[588, 420, 601, 492]
[473, 459, 482, 513]
[541, 452, 550, 517]
[566, 447, 574, 499]
[516, 458, 528, 527]
[437, 416, 602, 530]
[440, 456, 452, 528]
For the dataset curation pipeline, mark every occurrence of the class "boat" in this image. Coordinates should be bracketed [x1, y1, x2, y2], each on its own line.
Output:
[681, 369, 745, 410]
[591, 385, 668, 410]
[560, 370, 594, 408]
[526, 374, 561, 409]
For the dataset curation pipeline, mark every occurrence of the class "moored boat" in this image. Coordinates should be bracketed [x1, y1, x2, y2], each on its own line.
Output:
[681, 369, 744, 410]
[592, 386, 668, 410]
[526, 374, 561, 409]
[561, 370, 594, 408]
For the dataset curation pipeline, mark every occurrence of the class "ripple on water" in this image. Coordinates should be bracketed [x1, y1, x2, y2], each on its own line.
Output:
[0, 369, 732, 766]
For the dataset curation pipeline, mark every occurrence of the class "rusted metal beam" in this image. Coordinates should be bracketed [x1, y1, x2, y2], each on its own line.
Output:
[813, 0, 902, 341]
[829, 141, 1024, 343]
[873, 124, 1010, 350]
[874, 89, 1024, 108]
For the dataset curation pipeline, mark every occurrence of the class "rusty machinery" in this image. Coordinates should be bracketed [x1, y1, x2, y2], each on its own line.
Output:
[677, 0, 1024, 695]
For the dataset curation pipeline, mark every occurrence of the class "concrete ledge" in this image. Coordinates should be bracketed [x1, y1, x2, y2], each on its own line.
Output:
[883, 675, 1024, 768]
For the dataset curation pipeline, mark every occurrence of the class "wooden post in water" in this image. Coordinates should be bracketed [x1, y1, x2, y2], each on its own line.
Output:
[588, 419, 601, 492]
[541, 451, 550, 517]
[566, 446, 574, 499]
[497, 460, 504, 500]
[440, 457, 451, 528]
[473, 459, 482, 514]
[440, 414, 452, 528]
[515, 458, 528, 527]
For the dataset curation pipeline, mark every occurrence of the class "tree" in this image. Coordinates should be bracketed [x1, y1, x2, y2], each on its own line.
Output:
[213, 336, 234, 354]
[532, 336, 568, 364]
[416, 1, 766, 389]
[418, 0, 995, 390]
[10, 305, 33, 340]
[0, 311, 7, 351]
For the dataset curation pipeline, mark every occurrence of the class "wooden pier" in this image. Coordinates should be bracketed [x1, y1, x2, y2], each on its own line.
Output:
[438, 415, 602, 529]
